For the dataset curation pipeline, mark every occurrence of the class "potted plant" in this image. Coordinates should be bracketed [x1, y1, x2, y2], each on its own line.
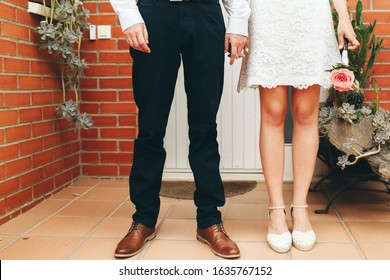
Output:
[34, 0, 93, 129]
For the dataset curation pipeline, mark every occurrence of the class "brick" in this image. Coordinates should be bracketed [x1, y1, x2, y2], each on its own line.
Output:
[118, 65, 132, 75]
[119, 141, 134, 152]
[361, 12, 390, 23]
[3, 92, 31, 107]
[84, 2, 97, 13]
[89, 15, 117, 25]
[101, 128, 137, 139]
[62, 130, 79, 143]
[54, 170, 72, 187]
[43, 134, 62, 149]
[18, 76, 41, 90]
[79, 78, 98, 89]
[82, 140, 117, 151]
[0, 3, 16, 21]
[99, 52, 132, 63]
[0, 93, 3, 107]
[18, 42, 40, 58]
[0, 199, 6, 217]
[120, 165, 131, 176]
[0, 75, 18, 90]
[3, 22, 30, 41]
[83, 165, 118, 176]
[0, 177, 19, 197]
[53, 143, 73, 159]
[64, 154, 80, 169]
[374, 76, 390, 88]
[82, 40, 116, 51]
[33, 178, 55, 198]
[16, 7, 39, 26]
[0, 110, 18, 126]
[119, 91, 134, 101]
[43, 105, 57, 119]
[98, 2, 114, 13]
[84, 65, 117, 76]
[373, 0, 390, 9]
[80, 52, 98, 63]
[100, 103, 137, 114]
[81, 152, 99, 163]
[81, 90, 117, 102]
[348, 0, 371, 9]
[0, 38, 17, 56]
[32, 150, 53, 168]
[80, 128, 98, 139]
[72, 141, 81, 153]
[118, 39, 130, 50]
[4, 58, 30, 73]
[42, 77, 61, 89]
[88, 115, 117, 126]
[0, 144, 19, 162]
[373, 24, 390, 35]
[6, 157, 31, 177]
[19, 107, 43, 123]
[32, 91, 53, 105]
[0, 164, 4, 180]
[0, 129, 4, 144]
[6, 188, 33, 211]
[20, 138, 44, 156]
[101, 152, 132, 164]
[5, 124, 31, 142]
[6, 0, 28, 8]
[31, 61, 55, 75]
[119, 116, 137, 126]
[20, 168, 44, 189]
[376, 51, 390, 62]
[44, 160, 63, 177]
[79, 103, 99, 114]
[32, 121, 53, 136]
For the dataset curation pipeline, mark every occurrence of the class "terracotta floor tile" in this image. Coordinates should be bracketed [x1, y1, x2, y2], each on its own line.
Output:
[347, 222, 390, 242]
[160, 196, 178, 203]
[296, 204, 339, 222]
[331, 190, 384, 205]
[0, 235, 18, 249]
[56, 200, 120, 217]
[255, 182, 294, 191]
[78, 187, 129, 201]
[167, 200, 196, 219]
[0, 214, 46, 235]
[159, 202, 175, 219]
[336, 204, 390, 221]
[111, 201, 136, 218]
[236, 242, 289, 260]
[96, 179, 129, 188]
[0, 237, 81, 260]
[69, 178, 102, 187]
[50, 187, 91, 200]
[311, 221, 352, 243]
[27, 216, 103, 237]
[223, 220, 267, 242]
[22, 199, 70, 216]
[359, 243, 390, 260]
[229, 190, 269, 204]
[156, 219, 197, 241]
[225, 204, 268, 220]
[67, 238, 127, 260]
[91, 217, 134, 238]
[142, 240, 215, 260]
[291, 243, 363, 260]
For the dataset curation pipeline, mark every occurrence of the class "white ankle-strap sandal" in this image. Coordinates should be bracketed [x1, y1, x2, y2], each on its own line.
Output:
[266, 205, 292, 253]
[290, 204, 316, 251]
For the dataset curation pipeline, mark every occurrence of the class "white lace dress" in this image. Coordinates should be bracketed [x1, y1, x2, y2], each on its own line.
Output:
[238, 0, 341, 91]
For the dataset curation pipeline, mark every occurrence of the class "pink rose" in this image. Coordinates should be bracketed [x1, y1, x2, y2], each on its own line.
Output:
[330, 69, 355, 91]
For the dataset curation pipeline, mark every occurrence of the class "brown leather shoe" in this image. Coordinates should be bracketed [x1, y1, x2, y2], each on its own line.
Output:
[197, 223, 240, 259]
[114, 222, 156, 258]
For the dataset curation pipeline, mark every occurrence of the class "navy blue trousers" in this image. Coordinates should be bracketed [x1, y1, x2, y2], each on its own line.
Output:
[129, 0, 226, 229]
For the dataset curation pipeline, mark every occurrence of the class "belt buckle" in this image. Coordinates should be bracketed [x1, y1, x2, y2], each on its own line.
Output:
[170, 0, 184, 2]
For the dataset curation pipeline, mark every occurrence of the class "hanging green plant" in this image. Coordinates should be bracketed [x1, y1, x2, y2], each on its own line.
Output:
[34, 0, 93, 129]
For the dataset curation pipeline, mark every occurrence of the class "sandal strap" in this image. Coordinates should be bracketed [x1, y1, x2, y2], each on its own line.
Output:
[291, 204, 308, 209]
[268, 205, 286, 210]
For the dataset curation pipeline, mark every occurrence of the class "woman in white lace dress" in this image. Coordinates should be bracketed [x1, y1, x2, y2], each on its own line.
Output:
[239, 0, 359, 253]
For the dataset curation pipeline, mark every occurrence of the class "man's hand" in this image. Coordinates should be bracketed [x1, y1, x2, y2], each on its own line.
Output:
[124, 23, 151, 53]
[225, 33, 249, 65]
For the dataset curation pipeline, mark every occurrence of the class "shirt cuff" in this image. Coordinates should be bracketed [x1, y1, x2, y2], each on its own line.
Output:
[118, 9, 145, 32]
[226, 17, 249, 37]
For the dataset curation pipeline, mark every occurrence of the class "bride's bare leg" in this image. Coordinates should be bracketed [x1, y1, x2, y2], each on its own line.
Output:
[290, 85, 320, 231]
[259, 86, 289, 234]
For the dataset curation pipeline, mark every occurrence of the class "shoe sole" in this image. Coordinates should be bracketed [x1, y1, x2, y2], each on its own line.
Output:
[196, 235, 240, 259]
[292, 242, 315, 251]
[268, 242, 291, 254]
[114, 232, 157, 258]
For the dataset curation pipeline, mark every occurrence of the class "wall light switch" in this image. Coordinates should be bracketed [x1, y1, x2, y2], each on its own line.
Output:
[97, 25, 111, 39]
[89, 25, 96, 40]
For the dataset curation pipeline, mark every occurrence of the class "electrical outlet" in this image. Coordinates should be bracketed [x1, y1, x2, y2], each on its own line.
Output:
[89, 25, 96, 40]
[97, 25, 111, 39]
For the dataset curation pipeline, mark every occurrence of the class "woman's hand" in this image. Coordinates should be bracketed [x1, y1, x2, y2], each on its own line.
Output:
[337, 18, 360, 50]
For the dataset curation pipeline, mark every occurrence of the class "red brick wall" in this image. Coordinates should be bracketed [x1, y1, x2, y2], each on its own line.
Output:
[0, 0, 81, 224]
[80, 1, 136, 178]
[348, 0, 390, 108]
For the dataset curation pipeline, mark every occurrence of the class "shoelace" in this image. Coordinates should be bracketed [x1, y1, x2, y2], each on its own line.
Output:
[213, 223, 228, 237]
[126, 222, 142, 236]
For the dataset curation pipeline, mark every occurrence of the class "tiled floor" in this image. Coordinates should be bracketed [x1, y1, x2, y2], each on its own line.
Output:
[0, 178, 389, 260]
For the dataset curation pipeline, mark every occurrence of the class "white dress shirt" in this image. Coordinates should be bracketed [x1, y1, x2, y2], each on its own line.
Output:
[110, 0, 251, 36]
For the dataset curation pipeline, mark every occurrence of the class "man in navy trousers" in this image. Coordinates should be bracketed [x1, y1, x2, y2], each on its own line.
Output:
[110, 0, 250, 259]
